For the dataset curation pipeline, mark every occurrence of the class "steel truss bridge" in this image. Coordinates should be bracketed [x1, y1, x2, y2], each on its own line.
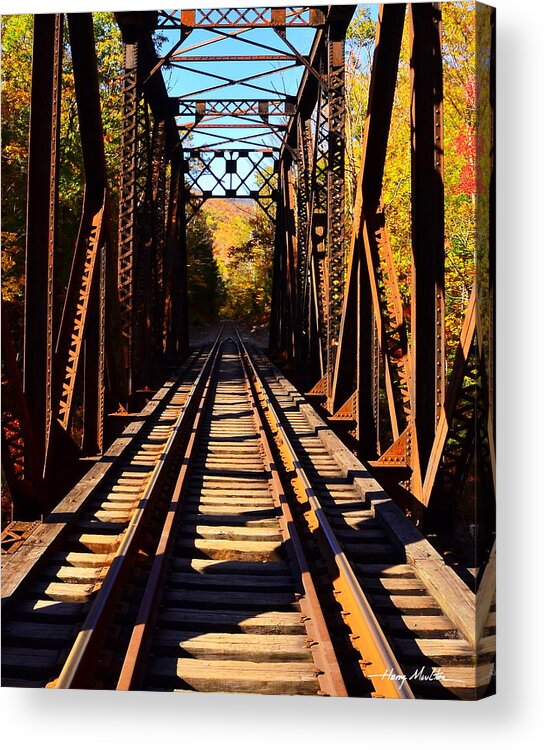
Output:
[1, 4, 495, 698]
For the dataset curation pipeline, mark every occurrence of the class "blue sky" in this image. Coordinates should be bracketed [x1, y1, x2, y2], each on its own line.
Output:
[153, 5, 377, 193]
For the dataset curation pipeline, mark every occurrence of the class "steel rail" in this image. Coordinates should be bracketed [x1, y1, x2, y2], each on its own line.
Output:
[117, 333, 346, 696]
[239, 336, 415, 699]
[51, 329, 224, 689]
[116, 337, 224, 690]
[235, 334, 347, 697]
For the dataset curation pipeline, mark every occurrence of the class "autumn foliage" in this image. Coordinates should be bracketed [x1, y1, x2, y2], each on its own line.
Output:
[347, 3, 479, 364]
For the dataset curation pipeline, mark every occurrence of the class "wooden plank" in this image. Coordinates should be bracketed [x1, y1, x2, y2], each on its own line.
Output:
[2, 647, 61, 672]
[51, 552, 112, 568]
[182, 507, 278, 521]
[341, 541, 402, 561]
[188, 493, 273, 505]
[394, 635, 496, 661]
[176, 538, 283, 562]
[168, 572, 294, 591]
[161, 589, 297, 609]
[73, 534, 121, 553]
[184, 524, 282, 542]
[158, 608, 306, 635]
[359, 577, 427, 593]
[170, 558, 291, 576]
[354, 563, 414, 578]
[147, 658, 318, 694]
[379, 612, 495, 638]
[409, 558, 477, 649]
[153, 631, 312, 662]
[181, 513, 277, 527]
[368, 594, 440, 613]
[411, 663, 494, 694]
[42, 565, 107, 583]
[14, 599, 86, 621]
[89, 510, 133, 523]
[331, 525, 389, 540]
[192, 477, 270, 487]
[2, 621, 77, 643]
[29, 581, 96, 602]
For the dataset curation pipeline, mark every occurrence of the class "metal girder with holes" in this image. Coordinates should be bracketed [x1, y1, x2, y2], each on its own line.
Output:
[116, 14, 189, 398]
[49, 14, 109, 464]
[409, 2, 446, 486]
[23, 14, 63, 475]
[157, 7, 326, 30]
[182, 149, 278, 220]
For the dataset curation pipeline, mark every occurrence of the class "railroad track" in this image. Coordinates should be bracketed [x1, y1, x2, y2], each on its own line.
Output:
[1, 329, 494, 698]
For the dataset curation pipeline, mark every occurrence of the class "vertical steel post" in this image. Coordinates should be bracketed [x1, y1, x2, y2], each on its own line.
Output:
[295, 116, 313, 370]
[165, 160, 189, 362]
[151, 119, 167, 359]
[410, 3, 445, 481]
[23, 14, 63, 474]
[49, 13, 108, 467]
[118, 39, 139, 398]
[325, 20, 346, 411]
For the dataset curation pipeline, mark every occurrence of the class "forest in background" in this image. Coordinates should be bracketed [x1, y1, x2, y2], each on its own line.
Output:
[1, 4, 478, 346]
[187, 199, 274, 327]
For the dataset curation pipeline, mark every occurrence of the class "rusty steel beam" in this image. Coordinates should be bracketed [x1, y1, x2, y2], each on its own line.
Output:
[169, 53, 298, 62]
[284, 163, 298, 361]
[23, 14, 63, 472]
[157, 7, 326, 29]
[294, 115, 313, 371]
[81, 245, 105, 456]
[116, 15, 183, 395]
[117, 39, 140, 397]
[162, 151, 189, 362]
[51, 14, 108, 449]
[172, 99, 295, 117]
[174, 60, 299, 100]
[181, 148, 278, 218]
[409, 2, 446, 485]
[151, 118, 168, 360]
[178, 122, 287, 130]
[325, 15, 348, 410]
[330, 4, 406, 455]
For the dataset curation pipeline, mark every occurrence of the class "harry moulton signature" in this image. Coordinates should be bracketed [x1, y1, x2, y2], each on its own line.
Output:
[368, 663, 495, 688]
[368, 666, 463, 687]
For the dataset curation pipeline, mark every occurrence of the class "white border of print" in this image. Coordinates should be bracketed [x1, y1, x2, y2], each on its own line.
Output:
[1, 1, 544, 749]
